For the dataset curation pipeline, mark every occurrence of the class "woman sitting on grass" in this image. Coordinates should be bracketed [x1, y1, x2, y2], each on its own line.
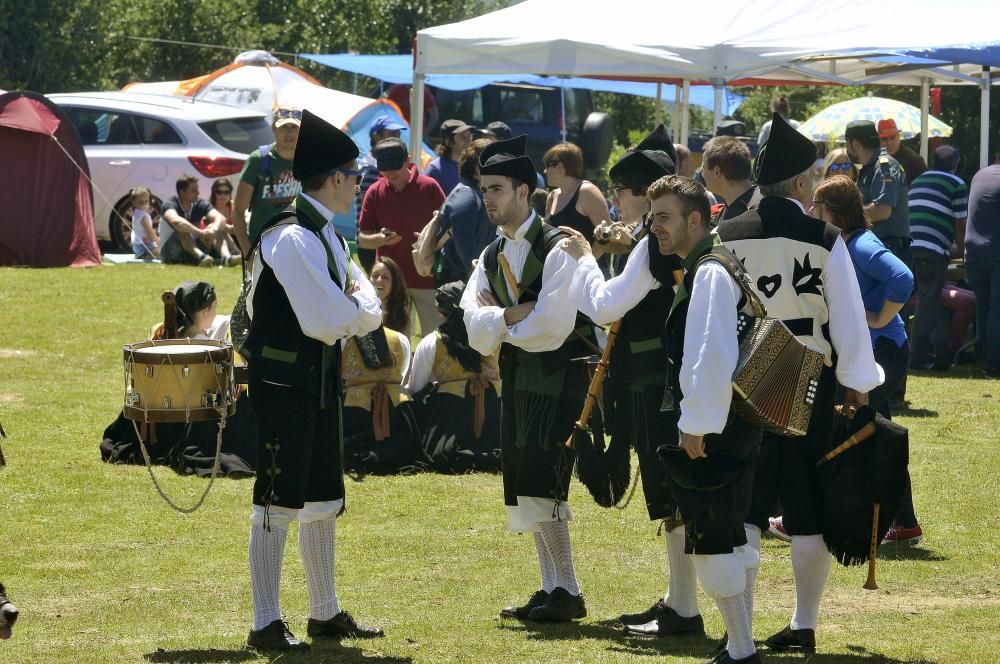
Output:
[101, 280, 255, 477]
[341, 257, 424, 474]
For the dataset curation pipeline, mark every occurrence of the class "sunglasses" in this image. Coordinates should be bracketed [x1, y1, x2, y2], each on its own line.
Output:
[612, 184, 630, 195]
[274, 108, 302, 120]
[827, 162, 854, 173]
[336, 168, 364, 185]
[213, 189, 232, 196]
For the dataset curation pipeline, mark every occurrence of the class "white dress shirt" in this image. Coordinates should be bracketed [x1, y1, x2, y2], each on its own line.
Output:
[402, 331, 437, 395]
[247, 193, 382, 345]
[461, 211, 579, 356]
[677, 261, 741, 436]
[570, 235, 662, 325]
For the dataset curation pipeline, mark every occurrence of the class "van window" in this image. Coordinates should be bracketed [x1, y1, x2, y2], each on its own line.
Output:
[434, 89, 484, 126]
[198, 117, 274, 155]
[63, 107, 140, 145]
[499, 88, 545, 124]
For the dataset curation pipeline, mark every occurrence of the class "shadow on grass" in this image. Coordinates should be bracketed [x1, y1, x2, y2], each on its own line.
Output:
[895, 404, 938, 418]
[144, 642, 412, 664]
[878, 544, 947, 561]
[497, 617, 714, 658]
[765, 645, 936, 663]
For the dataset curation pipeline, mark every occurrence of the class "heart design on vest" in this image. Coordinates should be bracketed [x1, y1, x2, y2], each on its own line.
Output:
[757, 274, 782, 298]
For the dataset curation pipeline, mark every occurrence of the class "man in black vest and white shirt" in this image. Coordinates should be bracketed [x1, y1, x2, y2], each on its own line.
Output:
[719, 114, 883, 654]
[461, 135, 593, 623]
[242, 109, 384, 652]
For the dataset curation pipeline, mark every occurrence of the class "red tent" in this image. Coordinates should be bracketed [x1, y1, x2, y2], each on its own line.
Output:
[0, 90, 100, 267]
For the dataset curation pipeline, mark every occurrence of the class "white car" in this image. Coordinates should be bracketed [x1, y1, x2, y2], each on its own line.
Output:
[48, 92, 272, 251]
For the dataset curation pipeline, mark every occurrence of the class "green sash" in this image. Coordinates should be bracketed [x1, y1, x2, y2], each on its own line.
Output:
[292, 196, 353, 292]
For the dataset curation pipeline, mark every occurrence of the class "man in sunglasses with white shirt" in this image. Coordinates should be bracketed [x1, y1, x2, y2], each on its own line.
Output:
[242, 109, 385, 652]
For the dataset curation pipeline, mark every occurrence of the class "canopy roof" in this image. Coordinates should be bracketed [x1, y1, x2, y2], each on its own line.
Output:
[414, 0, 1000, 84]
[300, 53, 743, 112]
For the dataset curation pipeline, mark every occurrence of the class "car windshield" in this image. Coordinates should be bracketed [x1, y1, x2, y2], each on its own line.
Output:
[198, 117, 273, 155]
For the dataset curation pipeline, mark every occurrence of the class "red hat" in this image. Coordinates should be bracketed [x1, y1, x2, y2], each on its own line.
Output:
[877, 119, 901, 138]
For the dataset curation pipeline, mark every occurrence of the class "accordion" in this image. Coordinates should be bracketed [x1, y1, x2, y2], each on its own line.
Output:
[698, 248, 824, 437]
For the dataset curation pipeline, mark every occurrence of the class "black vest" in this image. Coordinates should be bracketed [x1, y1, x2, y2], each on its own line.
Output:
[482, 219, 596, 376]
[242, 210, 344, 400]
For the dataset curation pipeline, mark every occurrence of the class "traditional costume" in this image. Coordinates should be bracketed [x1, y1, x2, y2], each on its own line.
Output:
[241, 109, 385, 651]
[461, 135, 595, 622]
[719, 114, 883, 653]
[341, 326, 424, 475]
[654, 231, 763, 664]
[568, 126, 704, 635]
[406, 281, 502, 473]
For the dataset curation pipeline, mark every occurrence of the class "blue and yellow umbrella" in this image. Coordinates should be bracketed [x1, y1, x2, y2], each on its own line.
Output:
[798, 96, 952, 142]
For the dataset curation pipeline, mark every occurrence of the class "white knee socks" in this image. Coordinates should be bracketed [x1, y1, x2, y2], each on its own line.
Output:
[716, 592, 756, 660]
[249, 523, 288, 630]
[665, 527, 700, 618]
[790, 534, 832, 630]
[743, 524, 761, 619]
[533, 531, 557, 592]
[299, 518, 341, 621]
[537, 521, 581, 595]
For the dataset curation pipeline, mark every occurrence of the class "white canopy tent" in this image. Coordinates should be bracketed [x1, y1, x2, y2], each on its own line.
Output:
[412, 0, 999, 165]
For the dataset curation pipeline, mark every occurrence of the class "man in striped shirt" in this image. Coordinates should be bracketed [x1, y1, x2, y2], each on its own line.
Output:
[907, 145, 968, 370]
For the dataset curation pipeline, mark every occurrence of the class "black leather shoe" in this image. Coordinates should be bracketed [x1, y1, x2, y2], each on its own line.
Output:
[619, 598, 667, 625]
[703, 649, 762, 663]
[623, 607, 705, 636]
[500, 589, 549, 619]
[307, 610, 384, 639]
[247, 619, 310, 652]
[527, 587, 587, 622]
[764, 624, 815, 652]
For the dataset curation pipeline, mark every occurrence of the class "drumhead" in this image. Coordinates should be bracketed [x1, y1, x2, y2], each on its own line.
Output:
[124, 338, 232, 363]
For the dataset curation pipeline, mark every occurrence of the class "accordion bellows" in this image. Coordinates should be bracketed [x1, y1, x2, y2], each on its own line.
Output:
[733, 316, 824, 436]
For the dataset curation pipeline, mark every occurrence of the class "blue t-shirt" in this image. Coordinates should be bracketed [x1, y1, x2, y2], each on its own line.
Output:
[425, 156, 460, 196]
[846, 229, 914, 348]
[438, 178, 493, 272]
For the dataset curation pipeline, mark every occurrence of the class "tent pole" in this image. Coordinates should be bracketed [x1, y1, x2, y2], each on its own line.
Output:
[672, 84, 681, 138]
[681, 79, 690, 147]
[713, 84, 723, 128]
[920, 77, 930, 162]
[411, 73, 426, 162]
[655, 82, 663, 126]
[560, 80, 567, 142]
[981, 67, 991, 169]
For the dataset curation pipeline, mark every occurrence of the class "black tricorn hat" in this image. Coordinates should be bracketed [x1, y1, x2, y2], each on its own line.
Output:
[609, 124, 677, 187]
[292, 109, 360, 181]
[479, 134, 537, 193]
[754, 112, 817, 186]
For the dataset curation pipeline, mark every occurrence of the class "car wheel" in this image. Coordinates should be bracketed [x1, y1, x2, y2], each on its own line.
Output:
[579, 112, 614, 171]
[110, 195, 164, 253]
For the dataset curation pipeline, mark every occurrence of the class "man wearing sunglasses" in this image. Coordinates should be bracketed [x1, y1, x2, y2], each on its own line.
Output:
[234, 105, 303, 255]
[242, 109, 385, 652]
[358, 137, 446, 334]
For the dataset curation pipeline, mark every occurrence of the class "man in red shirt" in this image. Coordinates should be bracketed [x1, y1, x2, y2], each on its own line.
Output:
[358, 137, 446, 334]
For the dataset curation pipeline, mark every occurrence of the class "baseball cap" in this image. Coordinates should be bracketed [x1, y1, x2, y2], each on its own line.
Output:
[714, 119, 746, 138]
[440, 119, 473, 137]
[370, 115, 407, 137]
[877, 119, 901, 138]
[486, 121, 513, 140]
[373, 137, 409, 171]
[273, 105, 302, 128]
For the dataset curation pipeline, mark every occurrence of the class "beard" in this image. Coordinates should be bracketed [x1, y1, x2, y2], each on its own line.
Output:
[486, 196, 519, 228]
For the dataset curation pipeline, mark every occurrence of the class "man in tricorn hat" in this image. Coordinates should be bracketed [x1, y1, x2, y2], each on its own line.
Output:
[461, 134, 597, 623]
[718, 114, 883, 654]
[242, 109, 385, 652]
[560, 126, 707, 638]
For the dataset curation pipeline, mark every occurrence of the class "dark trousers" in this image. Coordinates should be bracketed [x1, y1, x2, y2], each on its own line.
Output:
[249, 379, 345, 509]
[966, 257, 1000, 374]
[909, 249, 950, 366]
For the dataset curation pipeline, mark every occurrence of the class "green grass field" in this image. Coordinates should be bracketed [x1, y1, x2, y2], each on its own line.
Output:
[1, 264, 998, 663]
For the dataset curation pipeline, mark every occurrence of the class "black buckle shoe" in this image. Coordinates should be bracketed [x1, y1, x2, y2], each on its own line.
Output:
[500, 589, 549, 619]
[764, 624, 815, 652]
[247, 619, 310, 652]
[703, 650, 762, 664]
[623, 607, 705, 637]
[619, 598, 667, 625]
[307, 610, 385, 639]
[527, 587, 587, 622]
